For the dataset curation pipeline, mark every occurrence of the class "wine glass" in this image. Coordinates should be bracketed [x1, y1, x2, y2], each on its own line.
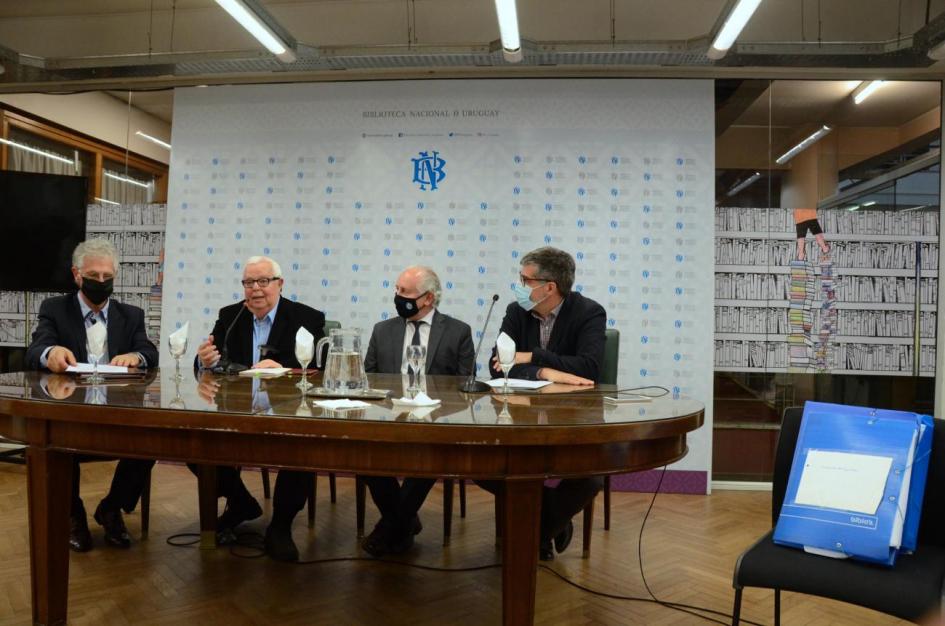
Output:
[86, 341, 105, 384]
[295, 343, 314, 391]
[498, 352, 515, 395]
[405, 345, 427, 396]
[497, 396, 512, 424]
[168, 336, 188, 382]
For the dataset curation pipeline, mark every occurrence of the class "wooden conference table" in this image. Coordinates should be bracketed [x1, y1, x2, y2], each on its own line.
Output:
[0, 369, 703, 626]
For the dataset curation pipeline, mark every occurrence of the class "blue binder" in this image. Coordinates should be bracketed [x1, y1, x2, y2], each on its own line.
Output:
[773, 401, 933, 566]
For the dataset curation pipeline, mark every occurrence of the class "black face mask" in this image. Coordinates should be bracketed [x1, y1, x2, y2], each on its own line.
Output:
[80, 277, 114, 306]
[394, 292, 427, 319]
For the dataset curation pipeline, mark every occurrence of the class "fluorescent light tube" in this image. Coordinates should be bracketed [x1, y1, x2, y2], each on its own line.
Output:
[94, 197, 121, 206]
[862, 201, 876, 207]
[135, 131, 171, 150]
[846, 205, 860, 212]
[215, 0, 297, 63]
[708, 0, 763, 59]
[494, 0, 523, 63]
[853, 80, 885, 105]
[105, 172, 151, 189]
[727, 171, 761, 196]
[775, 125, 832, 165]
[0, 138, 74, 165]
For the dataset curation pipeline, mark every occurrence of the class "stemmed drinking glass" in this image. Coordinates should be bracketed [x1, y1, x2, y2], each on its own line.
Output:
[85, 341, 105, 384]
[296, 343, 314, 391]
[498, 352, 515, 395]
[168, 336, 188, 382]
[405, 345, 427, 397]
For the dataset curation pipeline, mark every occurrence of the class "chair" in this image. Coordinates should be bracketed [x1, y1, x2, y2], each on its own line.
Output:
[259, 319, 343, 525]
[731, 407, 945, 624]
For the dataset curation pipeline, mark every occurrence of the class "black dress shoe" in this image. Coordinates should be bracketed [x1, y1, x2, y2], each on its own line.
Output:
[216, 496, 263, 544]
[553, 520, 574, 555]
[69, 513, 93, 552]
[264, 525, 299, 562]
[539, 539, 555, 562]
[362, 520, 393, 557]
[93, 503, 131, 549]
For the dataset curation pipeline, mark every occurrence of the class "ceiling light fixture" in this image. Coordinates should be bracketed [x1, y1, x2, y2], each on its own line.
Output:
[846, 204, 860, 212]
[135, 131, 171, 150]
[707, 0, 763, 60]
[215, 0, 297, 63]
[852, 80, 885, 105]
[94, 197, 121, 206]
[105, 172, 152, 189]
[0, 138, 74, 165]
[862, 201, 877, 207]
[493, 0, 523, 63]
[727, 171, 762, 196]
[775, 125, 832, 165]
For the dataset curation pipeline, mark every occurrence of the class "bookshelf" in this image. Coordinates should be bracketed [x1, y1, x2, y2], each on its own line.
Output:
[715, 207, 938, 376]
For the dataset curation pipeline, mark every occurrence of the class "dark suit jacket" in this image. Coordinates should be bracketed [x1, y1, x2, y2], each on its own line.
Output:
[489, 291, 606, 382]
[364, 310, 475, 376]
[25, 293, 159, 369]
[206, 296, 326, 369]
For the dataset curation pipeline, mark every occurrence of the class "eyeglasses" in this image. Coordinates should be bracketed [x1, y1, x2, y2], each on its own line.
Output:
[241, 277, 280, 288]
[519, 274, 549, 287]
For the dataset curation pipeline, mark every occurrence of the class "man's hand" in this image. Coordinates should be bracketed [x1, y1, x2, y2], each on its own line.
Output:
[46, 346, 77, 373]
[537, 367, 594, 386]
[197, 335, 221, 369]
[110, 353, 141, 367]
[197, 372, 220, 406]
[491, 351, 532, 368]
[253, 359, 282, 369]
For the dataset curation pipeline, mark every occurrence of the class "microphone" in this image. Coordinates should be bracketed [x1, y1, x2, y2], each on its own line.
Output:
[217, 303, 248, 374]
[459, 294, 500, 393]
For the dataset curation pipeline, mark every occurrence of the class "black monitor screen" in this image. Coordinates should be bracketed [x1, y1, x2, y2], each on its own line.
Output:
[0, 170, 88, 291]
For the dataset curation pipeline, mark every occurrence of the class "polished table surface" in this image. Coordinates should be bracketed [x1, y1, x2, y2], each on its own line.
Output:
[0, 370, 704, 626]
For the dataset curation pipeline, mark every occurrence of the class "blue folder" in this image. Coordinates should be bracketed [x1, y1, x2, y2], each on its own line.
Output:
[773, 401, 933, 566]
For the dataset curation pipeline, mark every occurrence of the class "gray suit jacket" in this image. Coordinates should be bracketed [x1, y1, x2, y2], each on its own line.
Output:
[364, 310, 475, 376]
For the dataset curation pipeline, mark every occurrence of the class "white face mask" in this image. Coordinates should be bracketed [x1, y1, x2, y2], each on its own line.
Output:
[512, 282, 548, 311]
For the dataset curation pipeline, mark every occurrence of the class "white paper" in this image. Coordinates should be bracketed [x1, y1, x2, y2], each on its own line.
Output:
[169, 322, 189, 353]
[495, 332, 516, 364]
[295, 326, 315, 362]
[794, 449, 893, 515]
[485, 378, 553, 390]
[86, 322, 107, 358]
[237, 367, 291, 378]
[391, 392, 441, 407]
[313, 399, 371, 409]
[66, 363, 129, 374]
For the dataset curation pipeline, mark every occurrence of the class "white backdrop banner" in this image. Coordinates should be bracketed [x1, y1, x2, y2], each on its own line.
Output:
[162, 79, 715, 490]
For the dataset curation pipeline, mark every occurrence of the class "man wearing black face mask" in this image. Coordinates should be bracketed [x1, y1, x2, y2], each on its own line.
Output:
[360, 265, 475, 556]
[25, 238, 159, 553]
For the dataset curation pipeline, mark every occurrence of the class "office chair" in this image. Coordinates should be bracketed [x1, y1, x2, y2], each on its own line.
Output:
[731, 406, 945, 625]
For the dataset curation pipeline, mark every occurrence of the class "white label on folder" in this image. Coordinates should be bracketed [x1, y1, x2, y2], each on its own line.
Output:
[794, 449, 892, 515]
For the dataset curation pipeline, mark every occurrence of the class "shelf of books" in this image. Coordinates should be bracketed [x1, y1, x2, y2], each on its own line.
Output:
[715, 207, 938, 376]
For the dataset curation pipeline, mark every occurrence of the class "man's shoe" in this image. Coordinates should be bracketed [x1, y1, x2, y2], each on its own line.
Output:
[362, 520, 393, 557]
[539, 539, 555, 562]
[410, 514, 422, 536]
[264, 525, 299, 562]
[93, 503, 131, 549]
[216, 496, 263, 543]
[553, 520, 574, 555]
[387, 528, 415, 555]
[69, 513, 93, 552]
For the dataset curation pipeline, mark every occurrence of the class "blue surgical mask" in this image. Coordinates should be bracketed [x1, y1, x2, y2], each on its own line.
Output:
[513, 283, 544, 311]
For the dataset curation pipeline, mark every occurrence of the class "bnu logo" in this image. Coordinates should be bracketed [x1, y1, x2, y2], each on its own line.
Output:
[412, 150, 446, 190]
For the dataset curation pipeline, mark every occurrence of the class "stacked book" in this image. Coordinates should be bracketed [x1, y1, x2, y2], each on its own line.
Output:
[787, 259, 815, 371]
[814, 257, 837, 371]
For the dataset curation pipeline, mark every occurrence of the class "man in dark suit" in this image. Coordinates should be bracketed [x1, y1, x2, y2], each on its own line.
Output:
[360, 265, 475, 556]
[487, 246, 606, 561]
[25, 238, 159, 552]
[193, 255, 325, 557]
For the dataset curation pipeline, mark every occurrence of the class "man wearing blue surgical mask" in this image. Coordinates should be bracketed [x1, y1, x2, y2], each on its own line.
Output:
[485, 246, 606, 561]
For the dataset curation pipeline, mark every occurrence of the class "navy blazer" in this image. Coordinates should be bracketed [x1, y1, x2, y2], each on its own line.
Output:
[25, 293, 159, 369]
[205, 296, 326, 369]
[488, 291, 606, 382]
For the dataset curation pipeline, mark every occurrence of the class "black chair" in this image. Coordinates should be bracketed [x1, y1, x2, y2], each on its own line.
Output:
[732, 406, 945, 625]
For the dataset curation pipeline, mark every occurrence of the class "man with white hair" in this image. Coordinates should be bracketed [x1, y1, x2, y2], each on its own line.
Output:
[25, 238, 159, 552]
[360, 265, 475, 557]
[193, 255, 325, 557]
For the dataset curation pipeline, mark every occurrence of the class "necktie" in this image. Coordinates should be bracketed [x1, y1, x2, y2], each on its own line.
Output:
[411, 321, 423, 346]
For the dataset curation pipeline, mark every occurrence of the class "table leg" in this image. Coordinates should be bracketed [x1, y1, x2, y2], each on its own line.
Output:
[502, 479, 542, 626]
[26, 447, 73, 626]
[197, 465, 217, 549]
